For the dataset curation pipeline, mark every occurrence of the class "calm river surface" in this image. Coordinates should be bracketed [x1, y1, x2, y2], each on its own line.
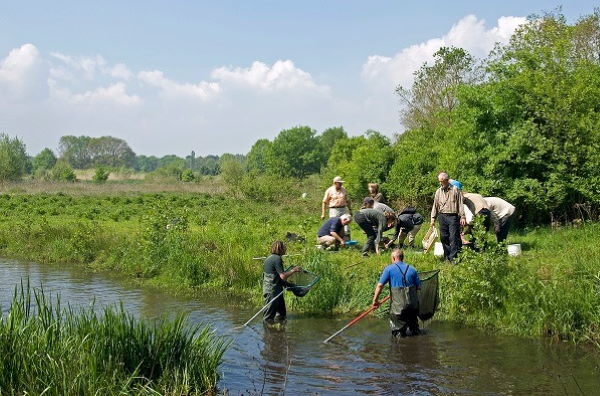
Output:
[1, 259, 598, 395]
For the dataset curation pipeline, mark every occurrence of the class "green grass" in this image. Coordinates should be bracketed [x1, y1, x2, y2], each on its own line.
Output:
[0, 187, 597, 349]
[0, 283, 228, 395]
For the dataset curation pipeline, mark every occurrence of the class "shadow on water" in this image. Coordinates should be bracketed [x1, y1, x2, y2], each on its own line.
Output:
[1, 258, 598, 395]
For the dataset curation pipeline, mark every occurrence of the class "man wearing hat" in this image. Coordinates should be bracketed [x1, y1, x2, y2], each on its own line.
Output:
[322, 176, 353, 239]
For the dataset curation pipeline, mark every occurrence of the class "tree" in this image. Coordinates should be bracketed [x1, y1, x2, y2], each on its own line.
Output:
[135, 155, 160, 172]
[58, 136, 92, 168]
[246, 139, 272, 173]
[265, 126, 326, 178]
[32, 148, 57, 172]
[396, 47, 479, 130]
[324, 131, 393, 197]
[319, 127, 348, 161]
[0, 134, 28, 181]
[59, 135, 136, 168]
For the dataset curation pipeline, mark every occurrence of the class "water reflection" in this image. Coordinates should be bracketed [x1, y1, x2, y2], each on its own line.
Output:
[1, 258, 598, 395]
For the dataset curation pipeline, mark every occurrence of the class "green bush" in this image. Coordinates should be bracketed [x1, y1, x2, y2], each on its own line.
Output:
[181, 168, 195, 182]
[92, 166, 110, 183]
[48, 161, 77, 182]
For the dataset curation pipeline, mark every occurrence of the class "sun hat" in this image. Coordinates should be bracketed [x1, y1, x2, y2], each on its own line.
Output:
[332, 176, 345, 183]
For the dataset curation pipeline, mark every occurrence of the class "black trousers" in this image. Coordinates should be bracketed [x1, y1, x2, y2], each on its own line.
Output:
[496, 215, 512, 243]
[263, 291, 286, 322]
[438, 213, 462, 261]
[479, 208, 492, 231]
[354, 212, 377, 254]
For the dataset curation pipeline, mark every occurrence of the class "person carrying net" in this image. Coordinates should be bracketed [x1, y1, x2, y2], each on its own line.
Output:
[262, 241, 301, 323]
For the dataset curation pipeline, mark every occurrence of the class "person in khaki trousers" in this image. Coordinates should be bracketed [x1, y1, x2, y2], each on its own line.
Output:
[321, 176, 352, 239]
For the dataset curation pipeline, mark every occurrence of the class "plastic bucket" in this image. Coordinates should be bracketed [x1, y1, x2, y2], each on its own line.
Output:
[433, 242, 444, 257]
[507, 244, 522, 256]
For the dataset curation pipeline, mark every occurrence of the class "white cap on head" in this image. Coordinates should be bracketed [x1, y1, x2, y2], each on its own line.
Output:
[340, 214, 352, 222]
[333, 176, 344, 183]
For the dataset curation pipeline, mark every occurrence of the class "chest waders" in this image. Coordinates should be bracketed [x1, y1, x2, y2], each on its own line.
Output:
[262, 272, 284, 297]
[389, 264, 419, 321]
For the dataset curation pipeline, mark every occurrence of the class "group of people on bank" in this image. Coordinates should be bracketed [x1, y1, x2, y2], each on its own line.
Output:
[262, 172, 516, 338]
[318, 172, 516, 261]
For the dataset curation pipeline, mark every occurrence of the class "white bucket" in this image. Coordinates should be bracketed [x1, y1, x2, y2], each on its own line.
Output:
[507, 244, 522, 256]
[433, 242, 444, 257]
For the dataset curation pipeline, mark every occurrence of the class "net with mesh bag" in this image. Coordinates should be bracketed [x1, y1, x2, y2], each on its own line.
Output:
[285, 268, 321, 297]
[417, 270, 440, 320]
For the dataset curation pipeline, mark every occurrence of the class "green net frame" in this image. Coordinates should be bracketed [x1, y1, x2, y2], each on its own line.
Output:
[285, 268, 321, 297]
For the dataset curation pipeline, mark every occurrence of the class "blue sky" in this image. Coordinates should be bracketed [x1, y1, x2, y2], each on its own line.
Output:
[0, 1, 594, 156]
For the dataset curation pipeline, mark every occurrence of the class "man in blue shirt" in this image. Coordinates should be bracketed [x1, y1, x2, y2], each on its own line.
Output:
[372, 249, 421, 337]
[317, 214, 352, 248]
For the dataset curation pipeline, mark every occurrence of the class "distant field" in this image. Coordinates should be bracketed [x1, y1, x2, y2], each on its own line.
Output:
[0, 178, 226, 195]
[74, 169, 147, 181]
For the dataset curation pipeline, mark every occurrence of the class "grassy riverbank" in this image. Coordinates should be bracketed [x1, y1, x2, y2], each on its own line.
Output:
[0, 285, 227, 395]
[0, 187, 598, 348]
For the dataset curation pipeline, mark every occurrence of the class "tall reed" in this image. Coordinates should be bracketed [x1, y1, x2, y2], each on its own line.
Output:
[0, 283, 228, 395]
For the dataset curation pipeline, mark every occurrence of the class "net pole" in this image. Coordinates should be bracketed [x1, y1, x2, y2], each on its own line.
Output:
[323, 295, 390, 344]
[241, 289, 286, 327]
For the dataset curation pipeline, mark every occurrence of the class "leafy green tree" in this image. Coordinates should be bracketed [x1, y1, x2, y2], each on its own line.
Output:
[135, 155, 160, 172]
[324, 131, 393, 198]
[59, 135, 135, 168]
[319, 127, 348, 161]
[0, 134, 28, 181]
[246, 139, 272, 173]
[265, 126, 325, 178]
[32, 148, 57, 172]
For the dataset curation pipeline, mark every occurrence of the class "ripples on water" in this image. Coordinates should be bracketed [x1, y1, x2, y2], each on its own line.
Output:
[1, 259, 598, 395]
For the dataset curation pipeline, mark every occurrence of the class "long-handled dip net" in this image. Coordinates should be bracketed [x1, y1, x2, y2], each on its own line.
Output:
[286, 268, 321, 297]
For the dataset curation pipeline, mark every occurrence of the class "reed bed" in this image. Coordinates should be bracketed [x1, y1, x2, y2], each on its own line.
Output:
[0, 284, 227, 395]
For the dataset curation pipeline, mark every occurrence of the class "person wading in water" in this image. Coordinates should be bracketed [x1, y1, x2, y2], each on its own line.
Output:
[372, 249, 421, 337]
[262, 241, 301, 323]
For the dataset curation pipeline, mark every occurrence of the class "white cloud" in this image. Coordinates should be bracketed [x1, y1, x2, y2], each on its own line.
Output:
[211, 60, 329, 93]
[362, 15, 527, 89]
[68, 83, 141, 106]
[0, 43, 46, 98]
[138, 70, 221, 100]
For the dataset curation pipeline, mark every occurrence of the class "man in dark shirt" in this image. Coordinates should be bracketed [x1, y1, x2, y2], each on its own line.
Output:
[317, 214, 352, 247]
[386, 208, 424, 249]
[354, 208, 389, 256]
[263, 241, 301, 322]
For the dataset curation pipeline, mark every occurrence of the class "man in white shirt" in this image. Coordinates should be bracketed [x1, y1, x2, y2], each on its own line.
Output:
[484, 197, 516, 243]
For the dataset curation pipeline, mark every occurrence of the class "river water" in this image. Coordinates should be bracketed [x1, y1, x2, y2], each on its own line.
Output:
[1, 259, 598, 395]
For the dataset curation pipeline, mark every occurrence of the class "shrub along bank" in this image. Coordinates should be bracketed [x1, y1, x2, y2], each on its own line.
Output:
[0, 191, 598, 348]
